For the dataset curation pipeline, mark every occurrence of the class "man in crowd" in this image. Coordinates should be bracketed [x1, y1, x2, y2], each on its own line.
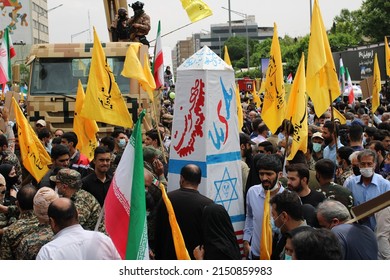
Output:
[316, 200, 378, 259]
[50, 168, 105, 232]
[244, 154, 285, 260]
[82, 147, 112, 207]
[345, 149, 390, 230]
[322, 121, 343, 164]
[154, 164, 214, 260]
[36, 198, 120, 260]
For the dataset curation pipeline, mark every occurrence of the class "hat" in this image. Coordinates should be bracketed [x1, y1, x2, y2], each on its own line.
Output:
[36, 119, 46, 127]
[311, 132, 324, 140]
[33, 187, 59, 223]
[239, 133, 255, 145]
[143, 146, 162, 162]
[50, 168, 82, 189]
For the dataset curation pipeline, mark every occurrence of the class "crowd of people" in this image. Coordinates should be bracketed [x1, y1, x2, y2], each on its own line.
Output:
[0, 80, 389, 260]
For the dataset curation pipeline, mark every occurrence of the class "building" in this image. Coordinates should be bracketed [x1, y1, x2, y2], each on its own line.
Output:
[172, 16, 273, 76]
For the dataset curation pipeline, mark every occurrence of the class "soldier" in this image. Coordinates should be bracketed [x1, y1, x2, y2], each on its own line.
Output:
[16, 187, 58, 259]
[128, 1, 151, 46]
[110, 7, 132, 42]
[0, 184, 39, 260]
[50, 168, 105, 233]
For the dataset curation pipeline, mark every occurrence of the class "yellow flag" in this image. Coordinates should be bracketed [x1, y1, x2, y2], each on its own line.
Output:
[333, 108, 346, 125]
[74, 80, 99, 161]
[372, 53, 381, 114]
[252, 80, 261, 108]
[285, 54, 308, 161]
[122, 44, 155, 101]
[260, 190, 272, 260]
[224, 45, 232, 66]
[262, 23, 286, 134]
[236, 84, 244, 131]
[142, 53, 156, 101]
[159, 183, 191, 260]
[385, 37, 390, 77]
[180, 0, 213, 23]
[11, 97, 51, 182]
[306, 0, 340, 118]
[80, 28, 133, 128]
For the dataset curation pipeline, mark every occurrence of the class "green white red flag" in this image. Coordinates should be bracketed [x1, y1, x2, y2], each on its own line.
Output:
[153, 20, 164, 89]
[104, 110, 149, 260]
[0, 28, 16, 85]
[346, 67, 354, 104]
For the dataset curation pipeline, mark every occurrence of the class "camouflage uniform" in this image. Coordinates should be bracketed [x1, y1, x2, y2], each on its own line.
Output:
[0, 210, 39, 260]
[16, 223, 53, 260]
[315, 182, 354, 211]
[51, 168, 106, 233]
[0, 150, 22, 188]
[335, 166, 354, 186]
[128, 12, 151, 43]
[71, 189, 106, 233]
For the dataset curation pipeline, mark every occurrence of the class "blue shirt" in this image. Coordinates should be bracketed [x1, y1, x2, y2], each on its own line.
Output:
[243, 184, 285, 258]
[345, 173, 390, 230]
[323, 140, 343, 164]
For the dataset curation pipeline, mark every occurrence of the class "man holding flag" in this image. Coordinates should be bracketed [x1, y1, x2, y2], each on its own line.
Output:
[154, 164, 214, 260]
[244, 154, 285, 259]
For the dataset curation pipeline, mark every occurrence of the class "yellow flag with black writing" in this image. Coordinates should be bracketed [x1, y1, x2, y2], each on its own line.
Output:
[80, 27, 133, 128]
[306, 0, 340, 117]
[262, 23, 286, 134]
[260, 190, 272, 260]
[74, 80, 99, 161]
[236, 84, 244, 131]
[180, 0, 213, 23]
[285, 54, 307, 161]
[159, 183, 191, 260]
[11, 97, 50, 183]
[385, 36, 390, 77]
[372, 53, 381, 114]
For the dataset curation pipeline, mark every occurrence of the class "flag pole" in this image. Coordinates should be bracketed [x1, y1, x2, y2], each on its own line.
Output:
[329, 90, 338, 153]
[151, 91, 168, 164]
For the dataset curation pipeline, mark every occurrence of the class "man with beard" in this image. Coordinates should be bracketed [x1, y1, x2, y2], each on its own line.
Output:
[243, 154, 285, 260]
[286, 163, 325, 208]
[322, 121, 343, 165]
[239, 133, 254, 194]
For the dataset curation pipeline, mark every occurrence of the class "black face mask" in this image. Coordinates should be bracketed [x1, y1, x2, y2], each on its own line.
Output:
[352, 166, 361, 176]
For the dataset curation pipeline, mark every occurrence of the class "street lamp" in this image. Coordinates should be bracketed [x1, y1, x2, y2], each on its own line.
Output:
[222, 6, 250, 70]
[37, 3, 63, 43]
[71, 29, 90, 42]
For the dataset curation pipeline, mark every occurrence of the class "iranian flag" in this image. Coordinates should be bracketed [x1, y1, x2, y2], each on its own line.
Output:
[339, 57, 346, 93]
[153, 20, 164, 89]
[104, 110, 149, 260]
[0, 28, 16, 85]
[346, 67, 354, 104]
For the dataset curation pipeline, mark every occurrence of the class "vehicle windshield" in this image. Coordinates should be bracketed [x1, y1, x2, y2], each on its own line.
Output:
[30, 57, 130, 95]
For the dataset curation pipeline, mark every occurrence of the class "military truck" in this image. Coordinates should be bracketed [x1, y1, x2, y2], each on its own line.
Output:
[25, 0, 154, 133]
[25, 42, 150, 133]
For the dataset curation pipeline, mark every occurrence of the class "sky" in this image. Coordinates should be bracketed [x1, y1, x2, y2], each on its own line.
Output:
[48, 0, 364, 50]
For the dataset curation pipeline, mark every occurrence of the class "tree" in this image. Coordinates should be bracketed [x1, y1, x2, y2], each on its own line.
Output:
[359, 0, 390, 43]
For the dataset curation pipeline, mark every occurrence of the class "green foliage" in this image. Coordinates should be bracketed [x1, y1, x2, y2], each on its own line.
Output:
[228, 0, 389, 77]
[360, 0, 390, 43]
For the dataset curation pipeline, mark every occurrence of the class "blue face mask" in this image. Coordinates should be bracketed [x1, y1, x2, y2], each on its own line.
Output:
[284, 254, 292, 260]
[270, 217, 280, 235]
[118, 139, 126, 148]
[312, 142, 322, 153]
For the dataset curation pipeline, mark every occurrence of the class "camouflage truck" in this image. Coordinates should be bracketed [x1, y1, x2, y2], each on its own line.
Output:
[25, 42, 152, 134]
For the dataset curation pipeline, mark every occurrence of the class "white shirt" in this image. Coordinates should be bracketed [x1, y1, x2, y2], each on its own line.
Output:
[375, 207, 390, 260]
[36, 224, 121, 260]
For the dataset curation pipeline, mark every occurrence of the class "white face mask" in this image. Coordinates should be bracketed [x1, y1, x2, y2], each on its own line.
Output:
[360, 167, 374, 178]
[118, 139, 126, 148]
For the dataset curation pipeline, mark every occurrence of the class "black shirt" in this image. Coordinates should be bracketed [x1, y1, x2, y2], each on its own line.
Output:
[82, 172, 112, 207]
